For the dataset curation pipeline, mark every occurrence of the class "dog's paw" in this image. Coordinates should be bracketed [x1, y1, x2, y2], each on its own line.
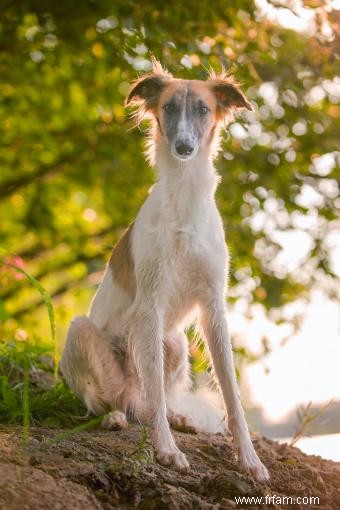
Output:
[156, 449, 190, 471]
[101, 410, 128, 431]
[168, 414, 197, 434]
[243, 456, 269, 482]
[239, 446, 269, 482]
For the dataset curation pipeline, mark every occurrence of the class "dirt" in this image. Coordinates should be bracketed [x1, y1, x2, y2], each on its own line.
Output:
[0, 425, 339, 510]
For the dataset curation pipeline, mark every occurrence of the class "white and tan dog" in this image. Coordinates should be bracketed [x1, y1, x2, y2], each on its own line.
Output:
[60, 62, 269, 481]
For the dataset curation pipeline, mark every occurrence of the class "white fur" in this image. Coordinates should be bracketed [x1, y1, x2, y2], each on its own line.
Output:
[60, 74, 269, 481]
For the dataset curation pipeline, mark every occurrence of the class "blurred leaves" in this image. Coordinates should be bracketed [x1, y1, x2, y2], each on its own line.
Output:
[0, 0, 339, 335]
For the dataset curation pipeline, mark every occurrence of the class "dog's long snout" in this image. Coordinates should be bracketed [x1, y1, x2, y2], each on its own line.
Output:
[175, 142, 194, 157]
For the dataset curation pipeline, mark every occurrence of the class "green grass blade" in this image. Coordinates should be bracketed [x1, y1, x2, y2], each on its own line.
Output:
[22, 351, 30, 448]
[4, 262, 58, 383]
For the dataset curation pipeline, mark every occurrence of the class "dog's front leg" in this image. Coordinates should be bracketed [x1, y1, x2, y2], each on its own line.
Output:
[200, 297, 269, 481]
[128, 299, 189, 471]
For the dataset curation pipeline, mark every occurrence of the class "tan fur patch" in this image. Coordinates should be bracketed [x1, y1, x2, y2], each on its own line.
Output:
[189, 81, 222, 122]
[157, 80, 185, 109]
[188, 81, 218, 109]
[109, 223, 136, 298]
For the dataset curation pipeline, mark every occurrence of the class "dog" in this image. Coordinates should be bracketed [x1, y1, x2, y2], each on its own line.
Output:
[60, 61, 269, 481]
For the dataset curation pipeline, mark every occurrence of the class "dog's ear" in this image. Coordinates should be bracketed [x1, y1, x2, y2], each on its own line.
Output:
[209, 75, 252, 116]
[126, 59, 172, 115]
[126, 75, 167, 110]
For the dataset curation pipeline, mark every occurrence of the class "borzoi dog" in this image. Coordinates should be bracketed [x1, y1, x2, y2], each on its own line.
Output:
[60, 62, 269, 481]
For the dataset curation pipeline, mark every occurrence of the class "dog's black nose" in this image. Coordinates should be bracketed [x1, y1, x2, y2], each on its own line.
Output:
[175, 143, 194, 156]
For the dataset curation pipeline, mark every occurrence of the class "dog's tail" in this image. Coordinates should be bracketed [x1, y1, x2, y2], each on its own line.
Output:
[167, 389, 227, 434]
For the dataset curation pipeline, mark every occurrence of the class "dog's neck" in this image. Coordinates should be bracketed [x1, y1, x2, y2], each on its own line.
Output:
[152, 137, 220, 227]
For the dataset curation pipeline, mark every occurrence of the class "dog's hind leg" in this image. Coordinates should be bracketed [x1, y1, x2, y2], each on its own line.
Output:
[60, 316, 127, 426]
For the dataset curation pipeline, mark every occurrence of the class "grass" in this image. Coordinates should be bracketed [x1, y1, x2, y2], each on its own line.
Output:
[0, 340, 87, 428]
[290, 400, 333, 447]
[5, 262, 58, 382]
[106, 426, 154, 476]
[0, 260, 90, 430]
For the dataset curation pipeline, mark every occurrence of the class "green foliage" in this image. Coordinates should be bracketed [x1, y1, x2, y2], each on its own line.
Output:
[0, 264, 97, 432]
[0, 336, 102, 452]
[129, 427, 154, 473]
[106, 426, 154, 475]
[0, 340, 86, 427]
[0, 1, 339, 341]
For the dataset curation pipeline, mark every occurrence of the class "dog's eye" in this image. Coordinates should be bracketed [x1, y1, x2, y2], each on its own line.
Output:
[198, 106, 209, 115]
[163, 103, 177, 114]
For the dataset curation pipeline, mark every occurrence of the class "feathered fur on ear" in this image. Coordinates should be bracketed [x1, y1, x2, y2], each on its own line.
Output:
[126, 75, 165, 107]
[208, 70, 252, 116]
[125, 59, 172, 117]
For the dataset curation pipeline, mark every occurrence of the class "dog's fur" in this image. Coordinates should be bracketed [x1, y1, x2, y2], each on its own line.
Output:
[60, 62, 269, 481]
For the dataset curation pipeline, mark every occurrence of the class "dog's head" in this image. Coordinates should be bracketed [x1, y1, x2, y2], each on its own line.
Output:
[126, 60, 252, 162]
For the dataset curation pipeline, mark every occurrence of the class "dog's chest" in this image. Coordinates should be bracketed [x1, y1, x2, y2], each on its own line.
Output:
[167, 223, 206, 256]
[161, 216, 227, 292]
[169, 196, 225, 252]
[134, 179, 228, 300]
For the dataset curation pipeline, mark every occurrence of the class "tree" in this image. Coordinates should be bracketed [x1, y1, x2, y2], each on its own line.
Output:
[0, 1, 339, 338]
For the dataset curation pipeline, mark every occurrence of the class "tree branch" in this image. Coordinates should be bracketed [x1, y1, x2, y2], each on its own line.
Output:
[0, 224, 120, 301]
[0, 156, 73, 199]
